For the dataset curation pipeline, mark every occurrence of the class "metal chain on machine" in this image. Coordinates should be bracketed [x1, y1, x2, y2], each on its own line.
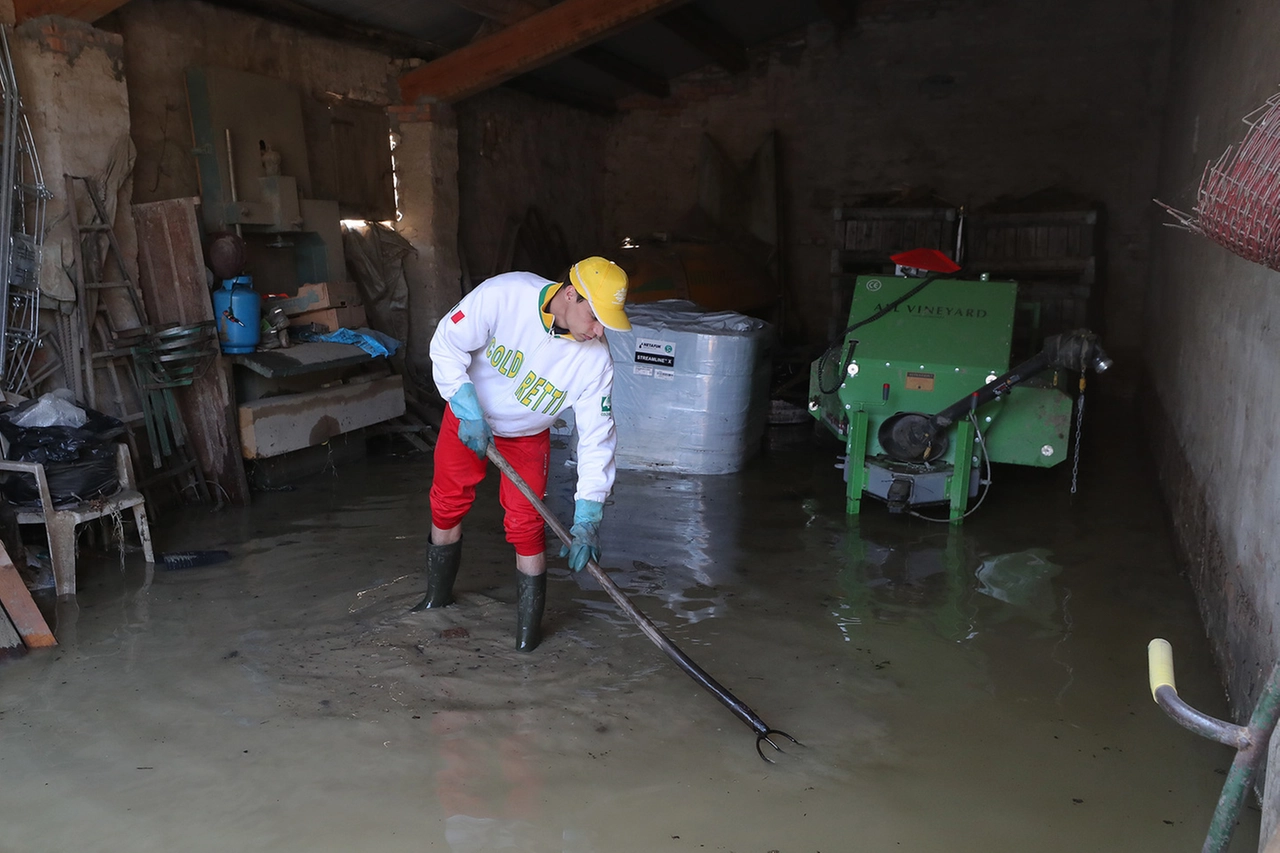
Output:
[1070, 375, 1086, 494]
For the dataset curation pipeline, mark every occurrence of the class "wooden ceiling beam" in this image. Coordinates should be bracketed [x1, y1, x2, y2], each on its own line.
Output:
[657, 5, 748, 75]
[447, 0, 548, 22]
[14, 0, 129, 23]
[448, 0, 669, 99]
[400, 0, 688, 104]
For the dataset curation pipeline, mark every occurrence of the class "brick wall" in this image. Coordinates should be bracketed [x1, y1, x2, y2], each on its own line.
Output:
[106, 0, 397, 205]
[605, 4, 1174, 353]
[454, 88, 611, 289]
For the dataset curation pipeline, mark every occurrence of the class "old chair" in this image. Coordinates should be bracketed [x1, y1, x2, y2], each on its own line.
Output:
[0, 443, 154, 596]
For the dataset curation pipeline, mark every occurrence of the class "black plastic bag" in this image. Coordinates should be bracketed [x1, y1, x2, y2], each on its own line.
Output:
[0, 402, 126, 506]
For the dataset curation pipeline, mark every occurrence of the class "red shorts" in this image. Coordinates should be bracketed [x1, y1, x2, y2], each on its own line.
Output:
[430, 406, 550, 556]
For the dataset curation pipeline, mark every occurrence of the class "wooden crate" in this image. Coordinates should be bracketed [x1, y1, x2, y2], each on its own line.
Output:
[965, 210, 1099, 350]
[829, 206, 958, 341]
[965, 210, 1097, 284]
[831, 206, 958, 271]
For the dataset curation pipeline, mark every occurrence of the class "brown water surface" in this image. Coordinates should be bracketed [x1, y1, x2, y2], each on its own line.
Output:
[0, 408, 1256, 852]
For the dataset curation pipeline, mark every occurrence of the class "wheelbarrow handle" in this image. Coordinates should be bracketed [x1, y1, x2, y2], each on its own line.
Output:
[1147, 638, 1243, 746]
[1147, 638, 1176, 700]
[1146, 637, 1280, 853]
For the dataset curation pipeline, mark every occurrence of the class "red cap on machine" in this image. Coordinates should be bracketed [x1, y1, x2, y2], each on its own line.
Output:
[890, 248, 960, 273]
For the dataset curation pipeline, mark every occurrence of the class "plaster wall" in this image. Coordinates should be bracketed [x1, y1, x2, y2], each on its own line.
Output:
[105, 0, 397, 205]
[1145, 0, 1280, 724]
[605, 1, 1173, 357]
[12, 19, 136, 318]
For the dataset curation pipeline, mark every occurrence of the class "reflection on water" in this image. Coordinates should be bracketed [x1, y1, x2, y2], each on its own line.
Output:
[43, 559, 157, 664]
[548, 459, 736, 626]
[975, 547, 1062, 624]
[835, 524, 974, 641]
[831, 522, 1071, 645]
[433, 712, 598, 853]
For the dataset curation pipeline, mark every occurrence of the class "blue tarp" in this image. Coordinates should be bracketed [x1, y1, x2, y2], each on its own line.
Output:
[293, 327, 401, 358]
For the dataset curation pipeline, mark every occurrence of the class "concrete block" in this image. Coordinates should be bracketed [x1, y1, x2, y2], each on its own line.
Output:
[238, 374, 404, 458]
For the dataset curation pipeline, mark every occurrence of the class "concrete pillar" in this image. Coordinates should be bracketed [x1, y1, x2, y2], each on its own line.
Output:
[388, 102, 461, 381]
[13, 18, 138, 323]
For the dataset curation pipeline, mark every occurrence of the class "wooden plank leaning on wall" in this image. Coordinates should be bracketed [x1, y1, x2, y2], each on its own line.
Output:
[0, 541, 55, 650]
[132, 198, 251, 507]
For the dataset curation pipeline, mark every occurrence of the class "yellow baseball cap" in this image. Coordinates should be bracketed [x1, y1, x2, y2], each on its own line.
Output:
[568, 257, 631, 331]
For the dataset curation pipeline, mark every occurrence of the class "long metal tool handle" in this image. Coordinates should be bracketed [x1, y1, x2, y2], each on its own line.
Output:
[486, 444, 798, 761]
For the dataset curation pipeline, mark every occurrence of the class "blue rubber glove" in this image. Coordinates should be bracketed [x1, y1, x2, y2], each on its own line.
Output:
[559, 499, 603, 571]
[449, 383, 492, 458]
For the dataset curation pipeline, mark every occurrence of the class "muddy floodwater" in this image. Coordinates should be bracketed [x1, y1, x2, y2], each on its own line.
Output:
[0, 403, 1259, 853]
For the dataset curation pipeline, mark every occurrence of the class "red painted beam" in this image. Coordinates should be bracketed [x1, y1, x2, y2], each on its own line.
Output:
[14, 0, 128, 23]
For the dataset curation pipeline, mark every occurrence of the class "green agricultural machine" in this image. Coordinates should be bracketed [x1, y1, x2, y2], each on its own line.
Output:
[809, 262, 1111, 522]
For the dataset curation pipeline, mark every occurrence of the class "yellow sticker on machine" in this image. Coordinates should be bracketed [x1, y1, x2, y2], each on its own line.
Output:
[905, 371, 935, 391]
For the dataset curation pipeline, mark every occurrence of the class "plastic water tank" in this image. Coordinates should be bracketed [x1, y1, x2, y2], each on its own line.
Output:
[606, 300, 772, 474]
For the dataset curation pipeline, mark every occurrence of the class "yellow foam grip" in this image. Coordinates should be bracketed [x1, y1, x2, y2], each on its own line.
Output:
[1147, 638, 1177, 700]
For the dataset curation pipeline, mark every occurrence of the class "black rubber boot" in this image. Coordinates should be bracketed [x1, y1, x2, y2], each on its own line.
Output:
[515, 572, 546, 652]
[411, 538, 462, 612]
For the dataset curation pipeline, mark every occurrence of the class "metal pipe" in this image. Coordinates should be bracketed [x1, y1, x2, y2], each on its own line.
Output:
[6, 108, 47, 392]
[0, 25, 20, 379]
[1202, 669, 1280, 853]
[934, 330, 1111, 430]
[224, 128, 241, 238]
[1147, 638, 1280, 853]
[1153, 685, 1248, 747]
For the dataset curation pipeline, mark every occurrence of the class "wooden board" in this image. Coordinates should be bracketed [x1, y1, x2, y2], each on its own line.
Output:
[238, 374, 405, 459]
[0, 543, 55, 648]
[132, 198, 213, 327]
[270, 281, 362, 316]
[289, 304, 369, 332]
[272, 281, 362, 316]
[231, 341, 380, 379]
[132, 198, 251, 506]
[15, 0, 130, 24]
[398, 0, 686, 103]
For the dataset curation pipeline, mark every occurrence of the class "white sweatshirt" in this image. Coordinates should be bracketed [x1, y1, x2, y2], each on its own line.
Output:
[430, 271, 617, 504]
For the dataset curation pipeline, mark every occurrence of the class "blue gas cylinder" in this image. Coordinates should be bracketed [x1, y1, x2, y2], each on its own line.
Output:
[212, 275, 261, 354]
